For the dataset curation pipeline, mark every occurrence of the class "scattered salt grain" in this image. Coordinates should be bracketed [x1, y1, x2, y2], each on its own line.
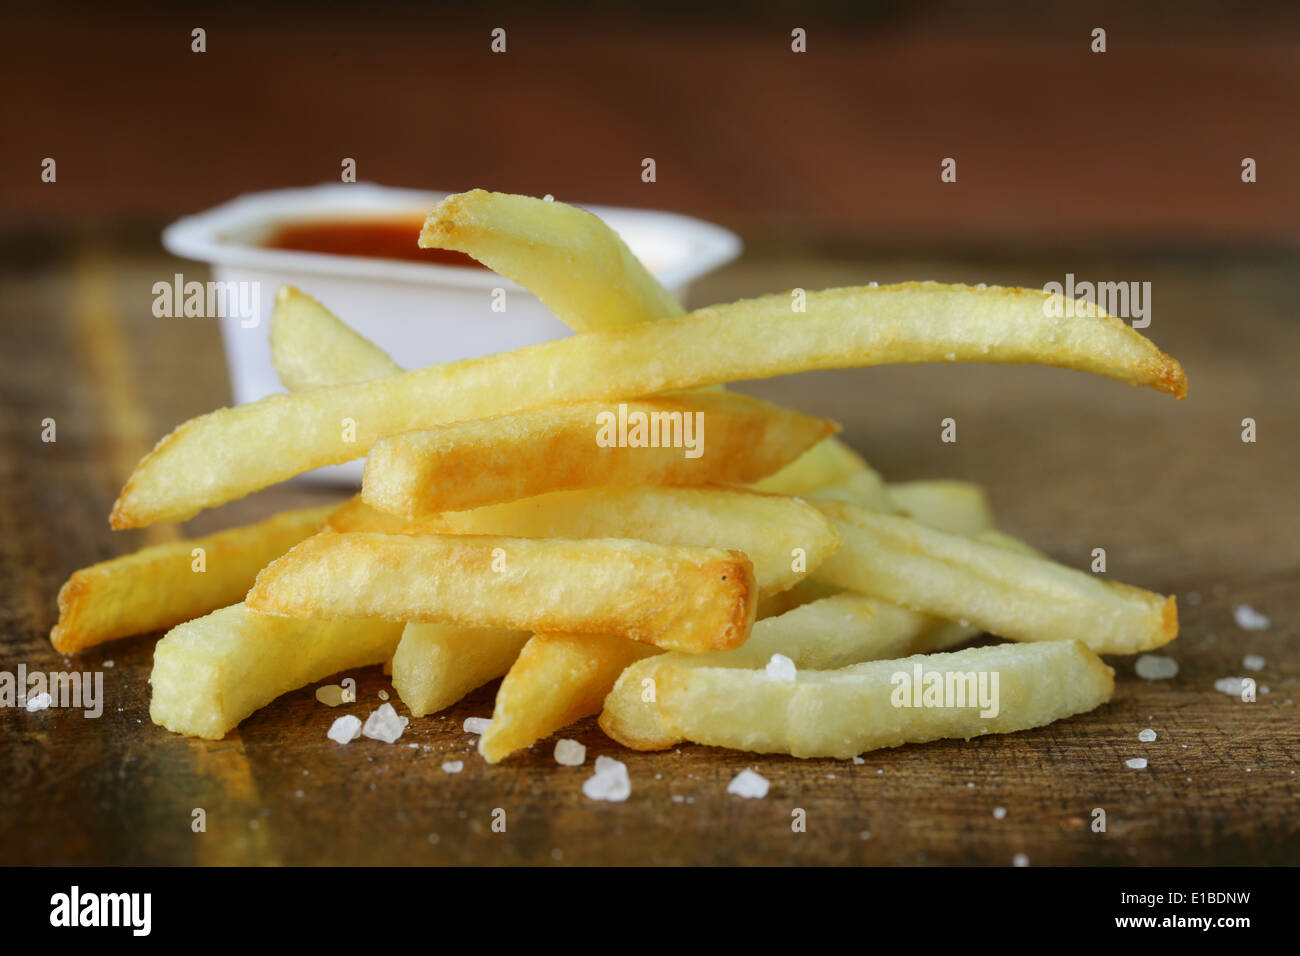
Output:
[582, 755, 631, 802]
[1138, 729, 1157, 742]
[554, 739, 586, 766]
[1242, 654, 1266, 672]
[1214, 677, 1251, 697]
[993, 807, 1007, 820]
[315, 684, 346, 707]
[25, 692, 52, 713]
[765, 653, 797, 681]
[727, 769, 770, 799]
[378, 689, 390, 701]
[852, 756, 865, 765]
[858, 830, 871, 840]
[463, 716, 493, 735]
[1013, 853, 1029, 867]
[327, 714, 363, 744]
[1135, 654, 1179, 680]
[1125, 758, 1148, 770]
[362, 703, 409, 743]
[1233, 604, 1270, 631]
[103, 660, 114, 668]
[442, 760, 464, 774]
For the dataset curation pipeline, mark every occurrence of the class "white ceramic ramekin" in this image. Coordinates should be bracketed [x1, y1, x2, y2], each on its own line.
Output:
[161, 183, 742, 483]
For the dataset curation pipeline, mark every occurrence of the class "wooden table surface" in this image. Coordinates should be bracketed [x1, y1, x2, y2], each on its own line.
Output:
[2, 232, 1297, 865]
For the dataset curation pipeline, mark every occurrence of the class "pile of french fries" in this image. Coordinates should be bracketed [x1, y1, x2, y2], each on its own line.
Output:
[52, 189, 1187, 762]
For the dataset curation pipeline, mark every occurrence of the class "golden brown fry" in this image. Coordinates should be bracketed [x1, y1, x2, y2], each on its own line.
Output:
[246, 532, 757, 653]
[111, 281, 1187, 528]
[391, 624, 530, 717]
[149, 603, 402, 740]
[813, 502, 1177, 654]
[362, 392, 835, 515]
[270, 286, 401, 391]
[599, 640, 1114, 757]
[51, 505, 333, 654]
[328, 487, 837, 598]
[479, 633, 658, 763]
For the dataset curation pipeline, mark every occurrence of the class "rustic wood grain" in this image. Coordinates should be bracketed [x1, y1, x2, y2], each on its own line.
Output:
[1, 233, 1296, 865]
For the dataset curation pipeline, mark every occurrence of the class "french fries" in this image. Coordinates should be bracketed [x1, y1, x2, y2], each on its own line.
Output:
[885, 480, 995, 535]
[270, 286, 401, 390]
[69, 187, 1187, 767]
[390, 624, 529, 718]
[110, 281, 1186, 528]
[478, 594, 976, 763]
[420, 189, 683, 332]
[246, 532, 757, 653]
[479, 633, 659, 763]
[599, 640, 1114, 758]
[362, 392, 836, 515]
[813, 501, 1177, 654]
[149, 604, 402, 740]
[51, 505, 332, 653]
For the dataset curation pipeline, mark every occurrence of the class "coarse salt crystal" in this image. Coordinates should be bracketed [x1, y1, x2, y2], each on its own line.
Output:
[327, 714, 362, 744]
[103, 660, 114, 668]
[1242, 654, 1266, 672]
[362, 703, 409, 743]
[25, 692, 52, 713]
[463, 716, 493, 735]
[315, 684, 346, 707]
[554, 739, 586, 766]
[727, 769, 770, 799]
[993, 807, 1007, 820]
[765, 653, 797, 682]
[852, 756, 865, 765]
[1125, 758, 1148, 770]
[442, 760, 464, 774]
[1233, 604, 1270, 631]
[582, 755, 631, 802]
[1013, 853, 1029, 867]
[1214, 677, 1250, 697]
[1135, 654, 1179, 680]
[378, 689, 390, 700]
[1138, 729, 1157, 742]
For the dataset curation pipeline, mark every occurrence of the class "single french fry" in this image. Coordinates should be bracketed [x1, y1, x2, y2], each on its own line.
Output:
[329, 487, 838, 598]
[599, 640, 1114, 757]
[479, 633, 659, 763]
[812, 502, 1177, 654]
[362, 392, 836, 515]
[246, 532, 757, 653]
[50, 505, 333, 654]
[885, 480, 995, 535]
[270, 286, 401, 391]
[420, 189, 683, 332]
[391, 624, 529, 717]
[149, 603, 402, 740]
[111, 281, 1187, 528]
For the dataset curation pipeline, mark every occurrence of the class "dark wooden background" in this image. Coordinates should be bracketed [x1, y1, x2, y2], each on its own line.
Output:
[1, 2, 1298, 865]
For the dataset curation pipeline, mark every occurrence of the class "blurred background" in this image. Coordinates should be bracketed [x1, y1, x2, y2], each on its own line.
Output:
[3, 0, 1298, 245]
